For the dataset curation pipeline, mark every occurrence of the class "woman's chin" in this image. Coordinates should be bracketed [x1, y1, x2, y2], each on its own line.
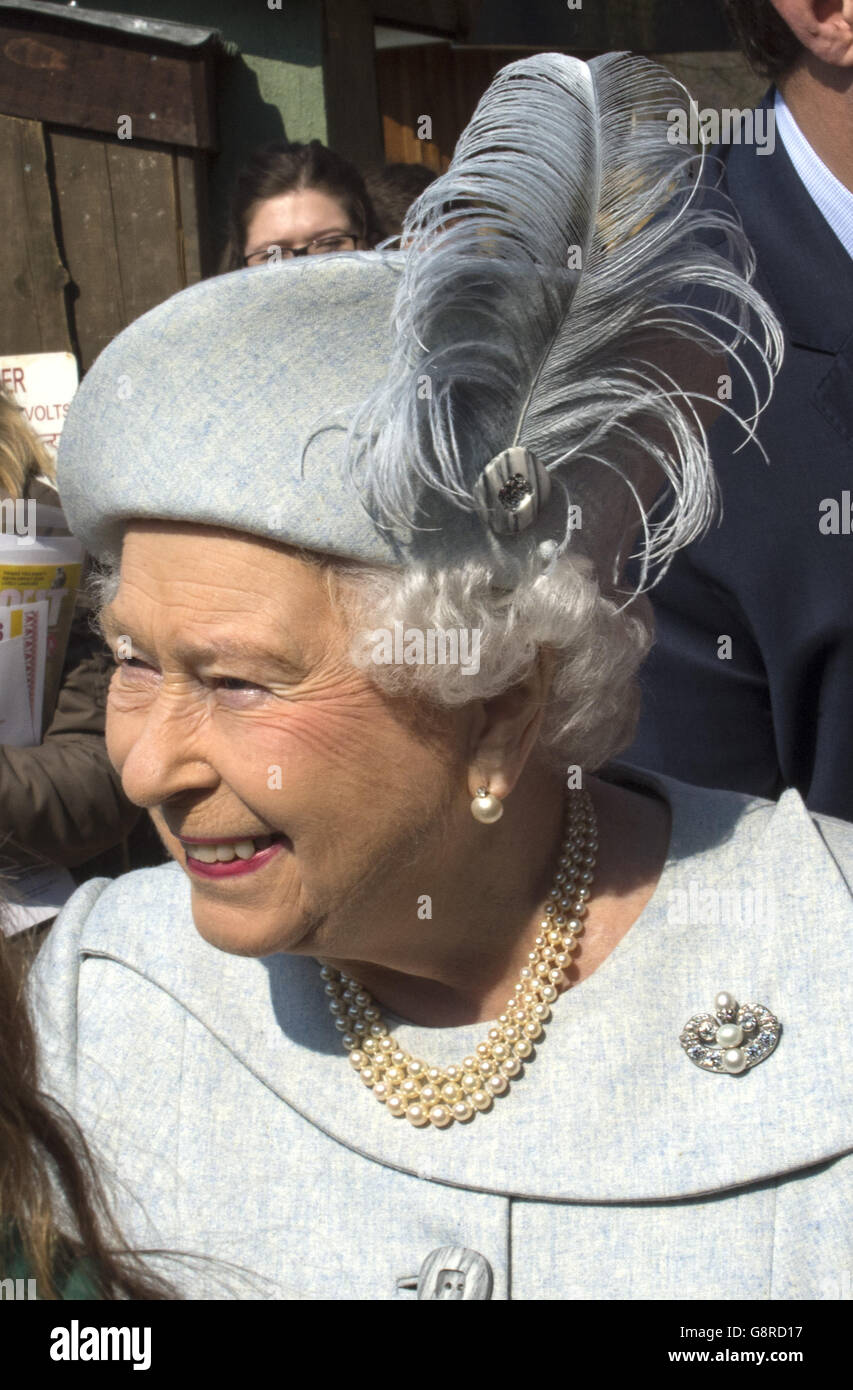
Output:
[189, 901, 307, 958]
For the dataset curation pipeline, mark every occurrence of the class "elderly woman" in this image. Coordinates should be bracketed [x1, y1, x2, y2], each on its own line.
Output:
[30, 54, 852, 1301]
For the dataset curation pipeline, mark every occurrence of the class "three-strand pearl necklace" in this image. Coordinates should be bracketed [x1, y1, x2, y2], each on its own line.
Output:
[320, 789, 597, 1128]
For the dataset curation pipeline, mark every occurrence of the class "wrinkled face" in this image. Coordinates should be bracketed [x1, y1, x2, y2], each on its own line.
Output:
[243, 188, 363, 262]
[101, 523, 466, 956]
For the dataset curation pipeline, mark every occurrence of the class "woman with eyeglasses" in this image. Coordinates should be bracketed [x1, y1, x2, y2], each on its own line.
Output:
[218, 139, 383, 272]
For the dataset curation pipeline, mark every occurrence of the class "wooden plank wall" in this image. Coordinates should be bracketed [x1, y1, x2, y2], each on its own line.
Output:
[376, 45, 527, 171]
[0, 114, 72, 355]
[376, 42, 762, 171]
[323, 0, 384, 171]
[0, 113, 208, 371]
[0, 17, 215, 149]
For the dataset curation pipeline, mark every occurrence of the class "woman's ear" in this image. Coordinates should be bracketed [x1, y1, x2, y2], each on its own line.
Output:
[771, 0, 853, 67]
[467, 647, 555, 801]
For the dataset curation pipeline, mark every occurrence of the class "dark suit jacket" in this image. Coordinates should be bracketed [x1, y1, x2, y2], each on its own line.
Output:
[625, 96, 853, 821]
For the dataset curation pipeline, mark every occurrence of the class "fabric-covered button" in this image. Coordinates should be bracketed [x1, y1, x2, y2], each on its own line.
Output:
[397, 1246, 494, 1300]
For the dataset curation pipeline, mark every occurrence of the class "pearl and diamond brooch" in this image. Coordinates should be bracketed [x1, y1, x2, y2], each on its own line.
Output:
[680, 991, 781, 1074]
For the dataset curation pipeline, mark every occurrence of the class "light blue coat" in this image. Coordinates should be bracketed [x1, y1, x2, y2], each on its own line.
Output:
[29, 767, 853, 1300]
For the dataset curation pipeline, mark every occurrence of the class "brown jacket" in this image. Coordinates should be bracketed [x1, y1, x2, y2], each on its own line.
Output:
[0, 478, 145, 877]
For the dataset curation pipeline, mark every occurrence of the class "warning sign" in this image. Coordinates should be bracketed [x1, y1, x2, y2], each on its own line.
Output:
[0, 352, 79, 455]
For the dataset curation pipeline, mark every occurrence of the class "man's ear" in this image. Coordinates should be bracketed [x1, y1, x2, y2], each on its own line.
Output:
[771, 0, 853, 67]
[467, 648, 555, 802]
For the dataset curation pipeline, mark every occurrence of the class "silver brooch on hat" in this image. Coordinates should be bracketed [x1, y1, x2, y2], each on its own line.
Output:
[473, 446, 551, 535]
[680, 992, 781, 1074]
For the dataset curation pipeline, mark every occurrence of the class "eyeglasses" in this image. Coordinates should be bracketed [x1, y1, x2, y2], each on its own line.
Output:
[243, 234, 359, 266]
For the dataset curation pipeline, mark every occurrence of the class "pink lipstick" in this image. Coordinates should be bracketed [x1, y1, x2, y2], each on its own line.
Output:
[182, 834, 287, 879]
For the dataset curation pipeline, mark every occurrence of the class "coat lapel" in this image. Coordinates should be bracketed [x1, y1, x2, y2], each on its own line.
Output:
[724, 96, 853, 352]
[722, 96, 853, 446]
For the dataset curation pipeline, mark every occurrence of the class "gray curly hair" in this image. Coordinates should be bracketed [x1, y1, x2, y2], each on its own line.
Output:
[91, 542, 652, 773]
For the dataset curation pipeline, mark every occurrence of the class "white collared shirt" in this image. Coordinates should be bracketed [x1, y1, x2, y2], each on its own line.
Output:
[774, 88, 853, 259]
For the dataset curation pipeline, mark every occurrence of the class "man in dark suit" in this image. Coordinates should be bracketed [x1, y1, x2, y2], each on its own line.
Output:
[625, 0, 853, 821]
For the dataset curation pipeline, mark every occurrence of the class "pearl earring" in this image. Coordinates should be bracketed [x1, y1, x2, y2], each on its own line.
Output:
[471, 786, 504, 823]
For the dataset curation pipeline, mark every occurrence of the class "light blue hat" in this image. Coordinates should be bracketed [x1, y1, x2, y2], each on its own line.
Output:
[57, 252, 451, 566]
[57, 53, 781, 590]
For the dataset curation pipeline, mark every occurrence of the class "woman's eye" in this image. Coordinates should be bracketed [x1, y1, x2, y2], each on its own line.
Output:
[214, 678, 271, 706]
[111, 655, 267, 697]
[218, 678, 262, 692]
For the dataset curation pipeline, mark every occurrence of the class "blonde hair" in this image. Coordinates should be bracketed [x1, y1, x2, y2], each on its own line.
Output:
[0, 389, 55, 500]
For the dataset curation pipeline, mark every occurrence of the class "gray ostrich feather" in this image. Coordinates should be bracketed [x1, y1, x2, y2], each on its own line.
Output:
[346, 51, 783, 590]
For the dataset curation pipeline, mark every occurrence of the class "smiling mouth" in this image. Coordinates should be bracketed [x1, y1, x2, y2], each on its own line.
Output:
[181, 833, 285, 864]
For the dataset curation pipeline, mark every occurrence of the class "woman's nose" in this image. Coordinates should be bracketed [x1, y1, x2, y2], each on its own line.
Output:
[112, 692, 218, 810]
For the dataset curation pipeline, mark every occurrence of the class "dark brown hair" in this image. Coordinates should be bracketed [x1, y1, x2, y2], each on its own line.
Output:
[0, 920, 176, 1298]
[364, 162, 438, 241]
[218, 139, 383, 272]
[721, 0, 803, 79]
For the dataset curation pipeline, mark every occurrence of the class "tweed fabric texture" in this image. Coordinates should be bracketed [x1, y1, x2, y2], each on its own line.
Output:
[29, 765, 853, 1300]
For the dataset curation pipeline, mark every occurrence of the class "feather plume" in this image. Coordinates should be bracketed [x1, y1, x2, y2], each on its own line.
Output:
[345, 52, 783, 591]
